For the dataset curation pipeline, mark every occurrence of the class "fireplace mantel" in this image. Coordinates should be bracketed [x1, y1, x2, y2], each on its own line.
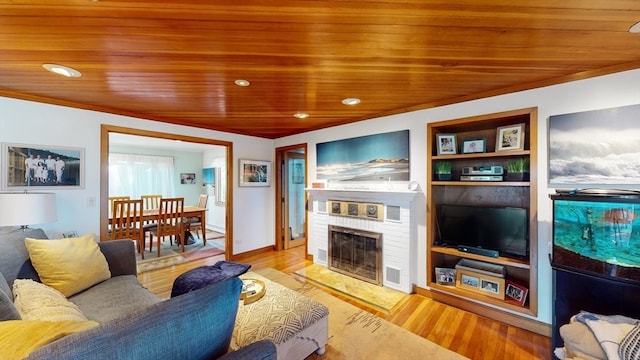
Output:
[306, 185, 419, 202]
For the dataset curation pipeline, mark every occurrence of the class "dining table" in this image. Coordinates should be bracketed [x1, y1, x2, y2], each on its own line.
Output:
[109, 205, 207, 246]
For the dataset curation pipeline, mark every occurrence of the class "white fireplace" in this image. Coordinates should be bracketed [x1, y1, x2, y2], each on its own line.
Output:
[306, 184, 418, 293]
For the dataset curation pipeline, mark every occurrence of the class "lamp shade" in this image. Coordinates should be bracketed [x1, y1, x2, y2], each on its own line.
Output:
[0, 192, 57, 227]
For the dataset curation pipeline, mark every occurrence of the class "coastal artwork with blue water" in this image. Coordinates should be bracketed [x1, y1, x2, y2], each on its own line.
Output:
[553, 198, 640, 280]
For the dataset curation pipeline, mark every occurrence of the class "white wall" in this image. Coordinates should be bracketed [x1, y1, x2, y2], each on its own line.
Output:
[0, 98, 275, 255]
[3, 68, 639, 324]
[275, 68, 640, 325]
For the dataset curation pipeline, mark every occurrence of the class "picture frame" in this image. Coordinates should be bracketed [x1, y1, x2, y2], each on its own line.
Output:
[495, 123, 525, 152]
[180, 173, 196, 184]
[505, 280, 529, 306]
[436, 133, 457, 155]
[435, 267, 456, 286]
[239, 159, 271, 187]
[455, 268, 506, 300]
[462, 138, 487, 154]
[2, 142, 84, 190]
[62, 231, 79, 238]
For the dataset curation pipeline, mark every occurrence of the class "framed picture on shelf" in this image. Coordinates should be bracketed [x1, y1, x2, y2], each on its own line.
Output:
[495, 123, 525, 152]
[505, 280, 529, 306]
[436, 133, 457, 155]
[239, 159, 271, 187]
[462, 138, 486, 154]
[435, 267, 456, 286]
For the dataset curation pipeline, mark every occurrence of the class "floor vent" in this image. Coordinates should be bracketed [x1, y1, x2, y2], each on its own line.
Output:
[385, 266, 401, 285]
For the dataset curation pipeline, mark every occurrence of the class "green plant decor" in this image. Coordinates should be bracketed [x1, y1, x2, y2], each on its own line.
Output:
[434, 161, 452, 174]
[507, 158, 530, 173]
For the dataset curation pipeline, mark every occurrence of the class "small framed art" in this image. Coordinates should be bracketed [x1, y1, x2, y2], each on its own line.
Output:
[495, 123, 525, 152]
[505, 280, 529, 306]
[435, 267, 456, 286]
[436, 133, 457, 155]
[239, 159, 271, 187]
[462, 138, 486, 154]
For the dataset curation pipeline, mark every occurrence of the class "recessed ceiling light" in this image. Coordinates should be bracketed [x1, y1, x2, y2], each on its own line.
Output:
[42, 64, 82, 78]
[630, 21, 640, 33]
[234, 79, 250, 87]
[293, 112, 309, 119]
[342, 97, 361, 106]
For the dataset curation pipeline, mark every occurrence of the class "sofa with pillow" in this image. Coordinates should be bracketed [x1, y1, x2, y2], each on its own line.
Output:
[0, 228, 276, 360]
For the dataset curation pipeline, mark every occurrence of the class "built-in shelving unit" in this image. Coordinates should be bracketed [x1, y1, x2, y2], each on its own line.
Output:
[426, 107, 538, 319]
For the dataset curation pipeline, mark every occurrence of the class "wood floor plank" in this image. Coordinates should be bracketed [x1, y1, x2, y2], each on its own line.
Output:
[137, 246, 552, 359]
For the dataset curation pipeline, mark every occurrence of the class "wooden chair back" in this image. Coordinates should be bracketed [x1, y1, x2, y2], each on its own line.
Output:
[140, 194, 162, 210]
[110, 199, 144, 257]
[108, 196, 130, 218]
[154, 197, 185, 253]
[196, 194, 208, 208]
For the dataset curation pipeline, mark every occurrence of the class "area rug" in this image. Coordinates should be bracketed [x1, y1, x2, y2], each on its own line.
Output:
[255, 268, 468, 360]
[135, 237, 224, 273]
[294, 264, 407, 313]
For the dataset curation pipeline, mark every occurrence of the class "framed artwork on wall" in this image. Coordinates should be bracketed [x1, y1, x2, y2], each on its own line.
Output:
[239, 159, 271, 187]
[2, 142, 84, 190]
[180, 173, 196, 184]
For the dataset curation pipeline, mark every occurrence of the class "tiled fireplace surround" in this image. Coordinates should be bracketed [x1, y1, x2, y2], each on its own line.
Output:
[307, 186, 418, 293]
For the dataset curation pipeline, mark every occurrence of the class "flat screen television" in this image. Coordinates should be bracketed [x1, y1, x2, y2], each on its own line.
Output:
[435, 204, 529, 259]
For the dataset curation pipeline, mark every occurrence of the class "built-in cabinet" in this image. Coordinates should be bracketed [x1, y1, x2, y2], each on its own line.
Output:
[426, 107, 538, 319]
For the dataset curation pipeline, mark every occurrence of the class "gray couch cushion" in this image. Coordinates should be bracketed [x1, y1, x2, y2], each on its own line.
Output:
[0, 228, 47, 289]
[0, 272, 20, 320]
[69, 275, 161, 323]
[27, 277, 243, 360]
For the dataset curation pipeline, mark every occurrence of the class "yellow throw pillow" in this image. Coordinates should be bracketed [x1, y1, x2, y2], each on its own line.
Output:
[13, 279, 88, 322]
[25, 234, 111, 297]
[0, 320, 98, 359]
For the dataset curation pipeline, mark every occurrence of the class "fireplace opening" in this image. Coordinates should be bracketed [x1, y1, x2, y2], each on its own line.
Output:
[328, 225, 382, 285]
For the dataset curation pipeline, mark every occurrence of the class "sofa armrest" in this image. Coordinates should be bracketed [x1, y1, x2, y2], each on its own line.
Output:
[27, 277, 243, 360]
[98, 240, 137, 277]
[218, 340, 276, 360]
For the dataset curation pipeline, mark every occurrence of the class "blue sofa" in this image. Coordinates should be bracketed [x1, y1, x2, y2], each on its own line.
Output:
[0, 228, 276, 360]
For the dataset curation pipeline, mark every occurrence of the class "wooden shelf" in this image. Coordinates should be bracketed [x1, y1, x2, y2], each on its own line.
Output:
[426, 107, 539, 321]
[431, 246, 530, 270]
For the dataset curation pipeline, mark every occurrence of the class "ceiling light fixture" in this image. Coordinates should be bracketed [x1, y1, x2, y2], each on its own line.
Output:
[42, 64, 82, 78]
[630, 21, 640, 33]
[234, 79, 250, 87]
[342, 97, 361, 106]
[293, 112, 309, 119]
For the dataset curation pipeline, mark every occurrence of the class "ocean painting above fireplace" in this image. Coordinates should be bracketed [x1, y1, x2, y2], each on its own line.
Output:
[316, 130, 409, 182]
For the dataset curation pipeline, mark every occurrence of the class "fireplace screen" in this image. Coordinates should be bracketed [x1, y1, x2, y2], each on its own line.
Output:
[328, 225, 382, 285]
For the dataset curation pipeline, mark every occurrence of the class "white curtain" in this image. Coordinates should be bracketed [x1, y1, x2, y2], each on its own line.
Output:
[109, 153, 175, 199]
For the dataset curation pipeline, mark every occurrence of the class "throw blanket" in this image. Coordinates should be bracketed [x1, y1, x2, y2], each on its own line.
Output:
[171, 261, 251, 297]
[573, 311, 639, 360]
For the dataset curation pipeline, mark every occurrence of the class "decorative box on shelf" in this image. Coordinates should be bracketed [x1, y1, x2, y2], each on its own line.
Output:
[455, 259, 506, 300]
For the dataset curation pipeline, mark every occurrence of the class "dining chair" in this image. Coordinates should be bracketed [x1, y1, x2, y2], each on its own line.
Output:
[140, 194, 162, 244]
[147, 197, 185, 256]
[186, 194, 208, 240]
[109, 199, 145, 259]
[108, 196, 130, 219]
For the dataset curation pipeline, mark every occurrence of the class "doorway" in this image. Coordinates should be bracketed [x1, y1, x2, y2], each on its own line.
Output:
[275, 144, 307, 251]
[100, 125, 234, 258]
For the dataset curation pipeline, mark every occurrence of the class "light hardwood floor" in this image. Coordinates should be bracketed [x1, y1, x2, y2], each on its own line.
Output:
[137, 247, 552, 360]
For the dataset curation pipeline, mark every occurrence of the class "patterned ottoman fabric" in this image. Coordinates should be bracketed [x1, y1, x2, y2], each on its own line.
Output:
[232, 273, 329, 349]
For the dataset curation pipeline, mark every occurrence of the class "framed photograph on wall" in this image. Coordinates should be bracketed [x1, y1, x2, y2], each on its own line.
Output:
[180, 173, 196, 184]
[436, 133, 457, 155]
[495, 123, 525, 152]
[2, 142, 84, 190]
[239, 159, 271, 187]
[462, 138, 486, 154]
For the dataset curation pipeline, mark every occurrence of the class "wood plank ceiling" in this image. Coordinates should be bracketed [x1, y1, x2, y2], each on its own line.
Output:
[1, 1, 640, 139]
